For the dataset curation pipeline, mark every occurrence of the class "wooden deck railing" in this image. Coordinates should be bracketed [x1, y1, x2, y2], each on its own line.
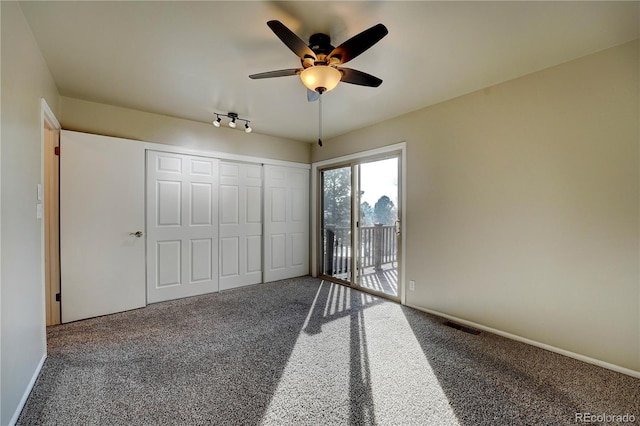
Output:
[359, 224, 397, 269]
[323, 225, 397, 276]
[323, 227, 351, 276]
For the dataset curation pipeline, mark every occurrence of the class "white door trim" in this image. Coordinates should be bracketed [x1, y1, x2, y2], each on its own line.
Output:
[41, 98, 61, 130]
[140, 138, 309, 170]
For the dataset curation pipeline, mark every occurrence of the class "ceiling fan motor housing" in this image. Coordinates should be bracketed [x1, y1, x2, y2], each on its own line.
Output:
[308, 33, 334, 56]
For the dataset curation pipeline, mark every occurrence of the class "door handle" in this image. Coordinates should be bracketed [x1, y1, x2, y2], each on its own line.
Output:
[129, 231, 143, 238]
[395, 221, 401, 236]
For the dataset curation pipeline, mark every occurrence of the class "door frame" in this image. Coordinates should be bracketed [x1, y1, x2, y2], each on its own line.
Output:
[311, 142, 407, 304]
[41, 99, 61, 327]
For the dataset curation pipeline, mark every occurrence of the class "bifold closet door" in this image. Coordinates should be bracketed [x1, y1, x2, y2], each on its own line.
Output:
[263, 165, 309, 282]
[219, 162, 263, 290]
[60, 131, 146, 323]
[146, 151, 219, 303]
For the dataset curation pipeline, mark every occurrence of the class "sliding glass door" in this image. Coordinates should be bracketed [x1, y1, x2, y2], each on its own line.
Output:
[320, 166, 352, 283]
[356, 157, 400, 297]
[319, 155, 401, 300]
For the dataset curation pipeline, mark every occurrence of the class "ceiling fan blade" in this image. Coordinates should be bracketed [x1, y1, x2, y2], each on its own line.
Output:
[267, 20, 317, 60]
[249, 69, 302, 79]
[307, 89, 320, 102]
[338, 68, 383, 87]
[327, 23, 388, 65]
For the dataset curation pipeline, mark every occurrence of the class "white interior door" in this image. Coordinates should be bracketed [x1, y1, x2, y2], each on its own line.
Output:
[60, 131, 146, 323]
[219, 162, 263, 290]
[263, 165, 309, 282]
[146, 151, 219, 303]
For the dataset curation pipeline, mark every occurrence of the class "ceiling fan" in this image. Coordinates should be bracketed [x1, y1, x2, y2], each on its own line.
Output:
[249, 20, 388, 101]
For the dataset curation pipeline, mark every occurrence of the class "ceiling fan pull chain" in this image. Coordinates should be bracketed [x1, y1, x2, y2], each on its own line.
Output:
[318, 93, 323, 147]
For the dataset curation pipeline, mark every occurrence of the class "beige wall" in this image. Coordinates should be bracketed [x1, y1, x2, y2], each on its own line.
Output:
[313, 40, 640, 372]
[1, 3, 60, 424]
[60, 97, 311, 164]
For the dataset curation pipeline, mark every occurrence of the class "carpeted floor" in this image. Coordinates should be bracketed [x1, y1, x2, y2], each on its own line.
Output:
[17, 276, 640, 425]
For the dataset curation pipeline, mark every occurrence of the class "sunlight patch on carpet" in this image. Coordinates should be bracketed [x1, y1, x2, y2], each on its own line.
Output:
[260, 281, 460, 425]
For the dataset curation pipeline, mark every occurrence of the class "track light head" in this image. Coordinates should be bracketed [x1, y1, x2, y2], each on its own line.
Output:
[212, 112, 252, 133]
[228, 112, 237, 128]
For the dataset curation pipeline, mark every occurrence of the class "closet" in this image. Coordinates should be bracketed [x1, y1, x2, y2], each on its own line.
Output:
[60, 131, 309, 322]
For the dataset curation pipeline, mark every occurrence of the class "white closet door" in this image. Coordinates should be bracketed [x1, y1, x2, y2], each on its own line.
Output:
[146, 151, 219, 303]
[264, 165, 309, 282]
[219, 162, 263, 290]
[60, 131, 146, 323]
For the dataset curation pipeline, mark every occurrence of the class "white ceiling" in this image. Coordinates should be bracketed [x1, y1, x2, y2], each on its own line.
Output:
[19, 1, 639, 143]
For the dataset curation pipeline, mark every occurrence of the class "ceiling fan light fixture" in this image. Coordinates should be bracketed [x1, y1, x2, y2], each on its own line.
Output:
[300, 66, 341, 93]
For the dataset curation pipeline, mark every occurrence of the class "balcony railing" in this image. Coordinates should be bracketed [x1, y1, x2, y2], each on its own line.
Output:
[322, 225, 397, 277]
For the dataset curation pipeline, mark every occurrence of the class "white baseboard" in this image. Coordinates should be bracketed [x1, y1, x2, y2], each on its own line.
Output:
[8, 353, 47, 426]
[406, 304, 640, 379]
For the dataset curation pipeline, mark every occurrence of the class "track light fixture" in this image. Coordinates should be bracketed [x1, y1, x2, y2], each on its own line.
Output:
[212, 112, 252, 133]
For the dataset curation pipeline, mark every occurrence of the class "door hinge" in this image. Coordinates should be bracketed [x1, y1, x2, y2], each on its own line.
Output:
[55, 293, 61, 302]
[54, 146, 60, 156]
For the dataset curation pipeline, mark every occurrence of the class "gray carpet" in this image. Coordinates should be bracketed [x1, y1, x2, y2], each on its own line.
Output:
[17, 276, 640, 425]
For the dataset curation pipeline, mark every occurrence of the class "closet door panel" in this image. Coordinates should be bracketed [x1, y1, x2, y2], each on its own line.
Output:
[219, 162, 263, 290]
[147, 151, 219, 303]
[264, 165, 309, 282]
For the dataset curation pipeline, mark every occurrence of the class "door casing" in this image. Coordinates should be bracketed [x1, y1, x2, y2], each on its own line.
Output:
[42, 99, 61, 326]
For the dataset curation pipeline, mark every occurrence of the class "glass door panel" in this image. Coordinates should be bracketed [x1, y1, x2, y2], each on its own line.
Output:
[356, 157, 400, 298]
[320, 166, 352, 283]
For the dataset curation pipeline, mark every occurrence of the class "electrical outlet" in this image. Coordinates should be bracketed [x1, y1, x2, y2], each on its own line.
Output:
[409, 280, 415, 291]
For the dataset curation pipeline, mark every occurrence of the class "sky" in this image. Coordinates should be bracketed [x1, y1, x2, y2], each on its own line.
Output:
[359, 157, 398, 207]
